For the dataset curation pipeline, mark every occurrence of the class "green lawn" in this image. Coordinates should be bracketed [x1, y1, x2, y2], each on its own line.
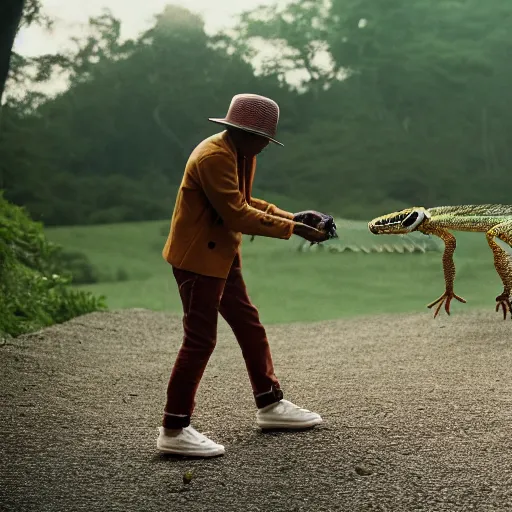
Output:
[45, 219, 506, 324]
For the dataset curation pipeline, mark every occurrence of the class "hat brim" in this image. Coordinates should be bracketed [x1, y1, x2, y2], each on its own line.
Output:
[208, 118, 284, 146]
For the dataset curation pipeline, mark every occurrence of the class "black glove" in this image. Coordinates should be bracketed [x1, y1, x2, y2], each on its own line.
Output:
[321, 215, 338, 240]
[293, 210, 338, 240]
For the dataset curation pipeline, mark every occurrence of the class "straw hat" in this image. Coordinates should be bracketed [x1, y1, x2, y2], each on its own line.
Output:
[208, 93, 284, 146]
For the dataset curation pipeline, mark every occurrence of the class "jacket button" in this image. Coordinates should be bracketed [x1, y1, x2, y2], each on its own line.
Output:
[208, 241, 216, 249]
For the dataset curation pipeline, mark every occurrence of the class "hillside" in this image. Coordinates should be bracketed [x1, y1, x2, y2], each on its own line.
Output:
[44, 219, 504, 323]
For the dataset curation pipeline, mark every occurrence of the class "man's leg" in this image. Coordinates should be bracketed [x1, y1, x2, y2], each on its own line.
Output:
[219, 254, 323, 429]
[218, 255, 281, 408]
[157, 267, 226, 457]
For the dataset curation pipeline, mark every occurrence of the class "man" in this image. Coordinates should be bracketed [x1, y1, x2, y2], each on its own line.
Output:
[158, 93, 334, 457]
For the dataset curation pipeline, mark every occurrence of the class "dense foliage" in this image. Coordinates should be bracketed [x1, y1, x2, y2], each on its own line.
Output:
[0, 193, 106, 338]
[2, 0, 512, 226]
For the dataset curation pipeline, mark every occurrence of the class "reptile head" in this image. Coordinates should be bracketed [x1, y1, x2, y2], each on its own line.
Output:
[368, 207, 430, 235]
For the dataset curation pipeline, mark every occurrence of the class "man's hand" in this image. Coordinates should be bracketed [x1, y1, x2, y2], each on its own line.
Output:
[293, 210, 338, 240]
[292, 222, 330, 244]
[293, 210, 326, 229]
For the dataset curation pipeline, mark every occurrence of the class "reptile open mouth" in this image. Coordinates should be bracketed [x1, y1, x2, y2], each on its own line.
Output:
[373, 213, 409, 227]
[368, 210, 428, 234]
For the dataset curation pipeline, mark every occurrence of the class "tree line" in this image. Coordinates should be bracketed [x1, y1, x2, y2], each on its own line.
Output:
[2, 0, 512, 227]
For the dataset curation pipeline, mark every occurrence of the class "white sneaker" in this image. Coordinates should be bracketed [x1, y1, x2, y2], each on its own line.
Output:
[156, 425, 225, 457]
[256, 399, 323, 429]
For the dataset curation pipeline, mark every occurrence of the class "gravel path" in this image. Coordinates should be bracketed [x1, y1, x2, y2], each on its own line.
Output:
[2, 308, 512, 511]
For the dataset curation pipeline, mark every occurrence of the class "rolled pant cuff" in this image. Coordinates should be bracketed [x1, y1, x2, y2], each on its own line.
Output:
[255, 386, 284, 409]
[163, 412, 191, 429]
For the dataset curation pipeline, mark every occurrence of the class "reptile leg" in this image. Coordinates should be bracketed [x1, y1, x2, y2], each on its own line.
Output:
[485, 220, 512, 320]
[423, 227, 467, 317]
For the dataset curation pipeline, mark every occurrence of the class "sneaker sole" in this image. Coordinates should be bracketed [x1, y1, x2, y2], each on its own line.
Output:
[256, 417, 323, 430]
[157, 444, 225, 457]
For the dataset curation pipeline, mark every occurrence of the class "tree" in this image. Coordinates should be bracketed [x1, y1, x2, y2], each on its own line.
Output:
[1, 5, 299, 225]
[224, 0, 512, 213]
[4, 0, 512, 226]
[0, 0, 25, 104]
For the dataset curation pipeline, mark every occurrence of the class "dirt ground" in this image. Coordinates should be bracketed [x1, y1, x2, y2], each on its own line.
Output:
[1, 308, 512, 511]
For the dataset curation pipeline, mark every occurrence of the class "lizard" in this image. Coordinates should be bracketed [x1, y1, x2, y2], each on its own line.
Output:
[367, 204, 512, 320]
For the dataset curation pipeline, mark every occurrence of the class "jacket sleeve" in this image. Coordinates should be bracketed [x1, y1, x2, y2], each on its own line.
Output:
[196, 153, 295, 239]
[250, 197, 295, 220]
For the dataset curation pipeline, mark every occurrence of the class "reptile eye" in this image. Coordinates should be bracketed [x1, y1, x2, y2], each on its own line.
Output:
[402, 210, 426, 230]
[403, 212, 419, 227]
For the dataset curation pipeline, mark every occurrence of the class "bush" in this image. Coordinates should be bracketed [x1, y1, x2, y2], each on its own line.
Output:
[52, 248, 101, 284]
[0, 192, 107, 338]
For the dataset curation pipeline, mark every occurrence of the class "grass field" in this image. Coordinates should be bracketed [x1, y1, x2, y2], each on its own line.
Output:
[45, 218, 508, 325]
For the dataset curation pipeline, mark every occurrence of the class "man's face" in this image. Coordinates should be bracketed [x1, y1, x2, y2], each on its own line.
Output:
[239, 132, 271, 156]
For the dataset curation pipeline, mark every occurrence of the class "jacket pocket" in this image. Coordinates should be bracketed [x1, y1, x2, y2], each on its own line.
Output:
[174, 274, 198, 316]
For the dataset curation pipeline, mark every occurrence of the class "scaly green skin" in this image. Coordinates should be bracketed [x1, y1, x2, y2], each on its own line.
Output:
[368, 204, 512, 320]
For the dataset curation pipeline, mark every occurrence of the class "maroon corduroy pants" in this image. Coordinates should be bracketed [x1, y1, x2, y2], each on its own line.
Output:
[163, 253, 283, 429]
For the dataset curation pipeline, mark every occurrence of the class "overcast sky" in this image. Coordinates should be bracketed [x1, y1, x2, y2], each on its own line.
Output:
[14, 0, 284, 56]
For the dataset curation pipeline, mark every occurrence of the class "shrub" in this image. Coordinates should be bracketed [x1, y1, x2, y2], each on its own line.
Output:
[52, 248, 101, 284]
[0, 192, 107, 338]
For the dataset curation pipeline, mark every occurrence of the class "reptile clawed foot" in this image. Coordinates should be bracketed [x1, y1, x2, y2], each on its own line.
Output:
[495, 294, 512, 320]
[427, 290, 467, 318]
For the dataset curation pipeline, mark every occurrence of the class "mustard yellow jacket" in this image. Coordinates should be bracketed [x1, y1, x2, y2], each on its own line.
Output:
[162, 131, 295, 278]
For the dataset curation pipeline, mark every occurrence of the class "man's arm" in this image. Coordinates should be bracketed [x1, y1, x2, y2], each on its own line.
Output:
[250, 197, 295, 220]
[252, 198, 338, 240]
[196, 153, 295, 239]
